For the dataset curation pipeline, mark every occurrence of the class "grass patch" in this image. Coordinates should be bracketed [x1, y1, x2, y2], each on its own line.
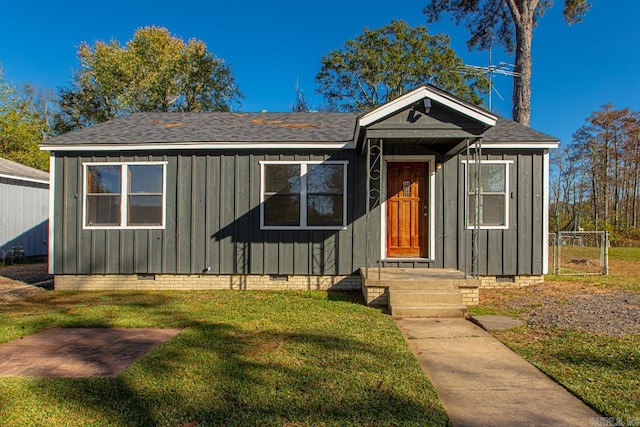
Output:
[0, 290, 450, 426]
[494, 328, 640, 423]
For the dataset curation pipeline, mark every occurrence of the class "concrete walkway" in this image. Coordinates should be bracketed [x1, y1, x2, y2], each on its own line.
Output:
[395, 318, 603, 427]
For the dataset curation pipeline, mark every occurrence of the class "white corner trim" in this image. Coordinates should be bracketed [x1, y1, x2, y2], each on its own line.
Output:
[48, 156, 55, 274]
[41, 141, 355, 152]
[542, 151, 550, 274]
[380, 155, 436, 261]
[359, 86, 497, 128]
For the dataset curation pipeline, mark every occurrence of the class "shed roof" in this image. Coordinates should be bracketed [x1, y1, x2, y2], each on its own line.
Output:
[0, 157, 49, 183]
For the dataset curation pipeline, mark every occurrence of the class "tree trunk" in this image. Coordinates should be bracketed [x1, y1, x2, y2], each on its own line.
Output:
[512, 10, 533, 126]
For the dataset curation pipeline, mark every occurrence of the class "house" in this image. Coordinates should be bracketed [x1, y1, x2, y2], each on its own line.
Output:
[40, 86, 558, 309]
[0, 157, 49, 259]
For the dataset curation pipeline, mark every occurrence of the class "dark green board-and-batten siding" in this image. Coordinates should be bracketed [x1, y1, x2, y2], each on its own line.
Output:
[52, 151, 367, 276]
[52, 148, 545, 277]
[375, 145, 546, 277]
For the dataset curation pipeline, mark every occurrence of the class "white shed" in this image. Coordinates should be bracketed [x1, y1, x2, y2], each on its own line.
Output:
[0, 157, 49, 258]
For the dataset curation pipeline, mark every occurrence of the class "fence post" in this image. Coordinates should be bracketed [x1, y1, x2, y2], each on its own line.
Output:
[555, 232, 562, 275]
[604, 231, 609, 275]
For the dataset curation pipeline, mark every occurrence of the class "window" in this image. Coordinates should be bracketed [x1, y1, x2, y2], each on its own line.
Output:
[465, 161, 511, 229]
[260, 161, 347, 229]
[84, 162, 167, 229]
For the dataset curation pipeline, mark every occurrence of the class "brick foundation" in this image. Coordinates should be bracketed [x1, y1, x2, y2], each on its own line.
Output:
[54, 274, 362, 291]
[459, 286, 479, 306]
[479, 275, 544, 288]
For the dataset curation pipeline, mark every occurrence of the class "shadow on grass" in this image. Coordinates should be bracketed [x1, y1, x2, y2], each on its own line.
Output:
[1, 291, 450, 426]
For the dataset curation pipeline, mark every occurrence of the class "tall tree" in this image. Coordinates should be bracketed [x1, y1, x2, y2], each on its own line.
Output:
[562, 104, 640, 234]
[315, 20, 487, 112]
[55, 26, 242, 132]
[424, 0, 591, 125]
[0, 70, 50, 171]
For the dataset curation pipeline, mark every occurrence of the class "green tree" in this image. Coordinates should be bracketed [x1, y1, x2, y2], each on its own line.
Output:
[315, 20, 486, 112]
[425, 0, 591, 125]
[0, 70, 49, 171]
[55, 26, 242, 132]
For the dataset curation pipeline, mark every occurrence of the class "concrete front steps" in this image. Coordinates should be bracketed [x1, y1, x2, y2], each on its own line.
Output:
[361, 268, 479, 318]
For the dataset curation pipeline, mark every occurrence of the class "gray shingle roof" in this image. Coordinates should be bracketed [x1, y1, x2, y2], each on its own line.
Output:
[42, 112, 360, 146]
[0, 157, 49, 182]
[40, 110, 556, 149]
[483, 117, 558, 143]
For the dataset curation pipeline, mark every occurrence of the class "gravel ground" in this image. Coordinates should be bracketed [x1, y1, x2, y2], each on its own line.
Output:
[488, 282, 640, 336]
[526, 290, 640, 336]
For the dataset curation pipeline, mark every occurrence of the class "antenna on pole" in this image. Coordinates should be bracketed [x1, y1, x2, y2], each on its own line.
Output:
[458, 45, 522, 111]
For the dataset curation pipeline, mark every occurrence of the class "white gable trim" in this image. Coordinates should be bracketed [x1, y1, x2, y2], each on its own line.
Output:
[358, 86, 497, 128]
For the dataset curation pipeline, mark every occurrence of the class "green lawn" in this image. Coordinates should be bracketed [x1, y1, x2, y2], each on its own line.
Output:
[0, 290, 450, 427]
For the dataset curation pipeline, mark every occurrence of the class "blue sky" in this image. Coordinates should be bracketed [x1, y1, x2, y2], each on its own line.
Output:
[1, 1, 638, 146]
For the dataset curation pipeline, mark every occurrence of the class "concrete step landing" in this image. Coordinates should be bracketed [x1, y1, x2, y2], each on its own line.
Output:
[361, 268, 478, 319]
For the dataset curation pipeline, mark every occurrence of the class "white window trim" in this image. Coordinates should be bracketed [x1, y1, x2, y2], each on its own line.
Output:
[463, 160, 513, 230]
[380, 155, 436, 261]
[259, 160, 348, 230]
[82, 161, 168, 230]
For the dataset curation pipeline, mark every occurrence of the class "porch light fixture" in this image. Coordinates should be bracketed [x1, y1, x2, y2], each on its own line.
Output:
[423, 98, 432, 113]
[436, 162, 443, 170]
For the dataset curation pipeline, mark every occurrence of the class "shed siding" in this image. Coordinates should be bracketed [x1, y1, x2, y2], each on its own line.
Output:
[0, 177, 49, 257]
[52, 148, 545, 277]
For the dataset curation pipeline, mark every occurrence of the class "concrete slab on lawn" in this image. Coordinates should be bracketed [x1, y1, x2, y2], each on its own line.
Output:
[396, 318, 603, 427]
[0, 328, 182, 378]
[471, 315, 524, 331]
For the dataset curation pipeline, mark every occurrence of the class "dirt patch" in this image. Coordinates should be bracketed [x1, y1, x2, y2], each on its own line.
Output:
[480, 281, 640, 336]
[0, 328, 183, 377]
[0, 263, 52, 285]
[0, 263, 52, 302]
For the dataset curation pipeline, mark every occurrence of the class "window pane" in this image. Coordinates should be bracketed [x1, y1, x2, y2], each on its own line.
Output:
[480, 164, 506, 192]
[264, 195, 300, 226]
[307, 195, 343, 226]
[128, 195, 163, 225]
[265, 164, 300, 193]
[307, 164, 343, 194]
[129, 165, 163, 193]
[87, 195, 120, 225]
[481, 194, 506, 226]
[468, 164, 506, 193]
[88, 166, 121, 194]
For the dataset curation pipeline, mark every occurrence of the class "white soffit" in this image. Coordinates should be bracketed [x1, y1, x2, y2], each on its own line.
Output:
[358, 86, 497, 128]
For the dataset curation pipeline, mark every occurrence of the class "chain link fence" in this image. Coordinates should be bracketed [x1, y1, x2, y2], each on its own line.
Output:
[549, 231, 609, 276]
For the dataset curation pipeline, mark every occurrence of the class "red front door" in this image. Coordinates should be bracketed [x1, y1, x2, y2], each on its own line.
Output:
[386, 162, 428, 258]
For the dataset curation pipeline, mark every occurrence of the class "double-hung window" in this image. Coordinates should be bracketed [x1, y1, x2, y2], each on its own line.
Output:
[84, 162, 167, 229]
[260, 161, 348, 229]
[465, 160, 511, 229]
